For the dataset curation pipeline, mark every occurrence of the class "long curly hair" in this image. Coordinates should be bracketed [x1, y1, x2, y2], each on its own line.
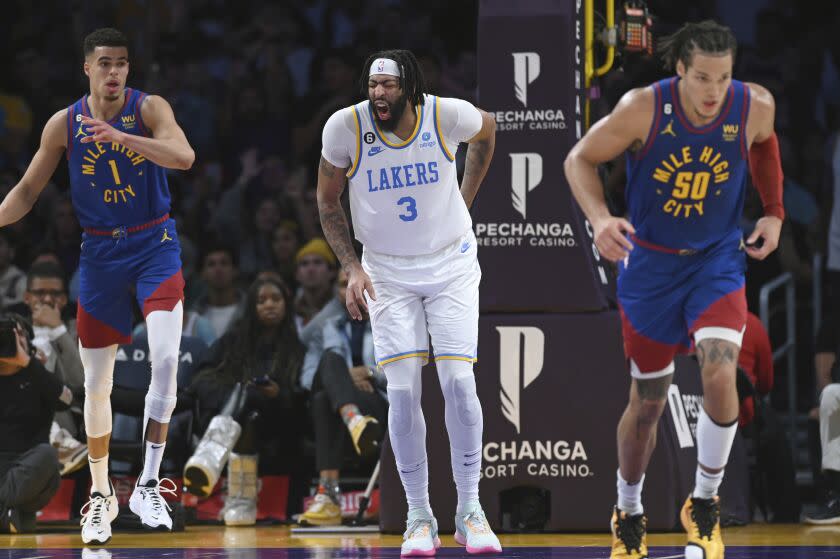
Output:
[216, 276, 304, 393]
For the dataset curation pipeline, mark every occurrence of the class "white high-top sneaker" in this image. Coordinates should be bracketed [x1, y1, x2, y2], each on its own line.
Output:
[221, 453, 259, 526]
[80, 481, 118, 545]
[183, 415, 242, 497]
[128, 478, 177, 530]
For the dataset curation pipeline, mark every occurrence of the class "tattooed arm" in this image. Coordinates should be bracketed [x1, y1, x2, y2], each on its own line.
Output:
[316, 156, 375, 320]
[459, 109, 496, 208]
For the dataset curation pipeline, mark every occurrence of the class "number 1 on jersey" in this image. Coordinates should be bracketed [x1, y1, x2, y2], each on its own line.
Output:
[108, 160, 122, 185]
[397, 196, 417, 222]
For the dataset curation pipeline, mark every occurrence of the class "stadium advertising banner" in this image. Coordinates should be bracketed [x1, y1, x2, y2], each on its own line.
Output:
[378, 314, 748, 532]
[475, 0, 614, 312]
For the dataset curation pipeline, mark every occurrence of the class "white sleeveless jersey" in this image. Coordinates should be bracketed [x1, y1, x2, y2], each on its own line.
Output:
[344, 94, 472, 256]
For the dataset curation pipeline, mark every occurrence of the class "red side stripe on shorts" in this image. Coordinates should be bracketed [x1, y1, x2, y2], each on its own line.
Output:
[77, 304, 131, 349]
[142, 269, 185, 317]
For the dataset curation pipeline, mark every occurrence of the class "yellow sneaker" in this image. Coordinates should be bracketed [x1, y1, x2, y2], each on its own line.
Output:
[300, 493, 341, 526]
[681, 495, 724, 559]
[610, 506, 648, 558]
[349, 415, 383, 457]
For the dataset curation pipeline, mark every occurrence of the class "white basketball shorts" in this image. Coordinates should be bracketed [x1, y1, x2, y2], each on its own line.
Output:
[362, 229, 481, 368]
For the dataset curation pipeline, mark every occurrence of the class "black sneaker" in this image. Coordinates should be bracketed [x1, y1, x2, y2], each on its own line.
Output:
[805, 492, 840, 525]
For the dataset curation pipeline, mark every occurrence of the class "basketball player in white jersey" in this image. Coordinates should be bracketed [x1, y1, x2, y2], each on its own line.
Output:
[318, 50, 498, 556]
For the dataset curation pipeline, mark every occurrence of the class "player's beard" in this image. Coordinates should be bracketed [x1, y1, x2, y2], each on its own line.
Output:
[371, 92, 409, 132]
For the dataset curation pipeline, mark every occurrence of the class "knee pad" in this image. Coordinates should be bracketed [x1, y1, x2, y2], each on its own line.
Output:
[80, 345, 117, 438]
[150, 353, 179, 394]
[84, 373, 114, 438]
[451, 373, 480, 427]
[145, 389, 178, 424]
[388, 385, 414, 436]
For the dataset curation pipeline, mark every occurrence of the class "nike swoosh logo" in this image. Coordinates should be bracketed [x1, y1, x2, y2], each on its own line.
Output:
[368, 147, 384, 156]
[460, 242, 470, 253]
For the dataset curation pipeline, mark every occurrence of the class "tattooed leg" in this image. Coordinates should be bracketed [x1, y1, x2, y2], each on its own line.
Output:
[696, 337, 740, 435]
[617, 374, 673, 483]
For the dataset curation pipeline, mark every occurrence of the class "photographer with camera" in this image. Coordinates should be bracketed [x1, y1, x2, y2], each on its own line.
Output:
[0, 313, 75, 533]
[21, 261, 87, 476]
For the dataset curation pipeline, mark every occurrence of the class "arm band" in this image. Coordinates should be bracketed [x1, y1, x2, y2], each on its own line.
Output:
[748, 131, 785, 220]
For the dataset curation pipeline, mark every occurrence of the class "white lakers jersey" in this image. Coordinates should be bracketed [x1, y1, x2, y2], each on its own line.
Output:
[324, 94, 477, 256]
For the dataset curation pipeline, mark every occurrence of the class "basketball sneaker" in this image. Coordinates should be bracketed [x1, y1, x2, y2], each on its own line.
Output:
[300, 493, 342, 526]
[401, 508, 441, 557]
[348, 415, 383, 457]
[804, 490, 840, 524]
[681, 495, 724, 559]
[454, 502, 502, 554]
[80, 481, 118, 545]
[50, 422, 88, 476]
[129, 478, 176, 530]
[610, 506, 648, 558]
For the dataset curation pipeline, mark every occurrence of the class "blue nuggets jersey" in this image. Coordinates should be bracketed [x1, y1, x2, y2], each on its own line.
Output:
[625, 77, 751, 250]
[66, 88, 171, 229]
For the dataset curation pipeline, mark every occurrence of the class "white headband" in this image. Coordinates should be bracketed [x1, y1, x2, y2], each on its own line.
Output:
[369, 58, 401, 77]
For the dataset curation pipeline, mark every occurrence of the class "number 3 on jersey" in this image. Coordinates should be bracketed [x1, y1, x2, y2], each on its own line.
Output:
[397, 196, 417, 222]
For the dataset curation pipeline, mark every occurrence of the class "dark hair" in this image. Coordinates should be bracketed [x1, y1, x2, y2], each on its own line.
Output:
[200, 241, 239, 269]
[219, 277, 304, 394]
[0, 312, 35, 354]
[26, 261, 67, 292]
[83, 28, 129, 57]
[658, 20, 737, 71]
[360, 49, 426, 107]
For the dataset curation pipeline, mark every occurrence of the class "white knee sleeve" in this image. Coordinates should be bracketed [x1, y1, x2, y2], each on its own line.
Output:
[436, 358, 483, 507]
[144, 302, 183, 428]
[437, 360, 483, 446]
[383, 357, 429, 511]
[820, 384, 840, 471]
[81, 344, 117, 438]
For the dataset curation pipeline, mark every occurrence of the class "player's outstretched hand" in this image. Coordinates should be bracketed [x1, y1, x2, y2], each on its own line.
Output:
[593, 216, 635, 262]
[346, 265, 376, 321]
[745, 216, 782, 261]
[80, 116, 125, 145]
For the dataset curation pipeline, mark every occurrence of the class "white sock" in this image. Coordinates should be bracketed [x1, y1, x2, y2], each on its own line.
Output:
[693, 409, 737, 499]
[617, 470, 645, 515]
[693, 467, 725, 499]
[89, 455, 110, 496]
[139, 441, 166, 485]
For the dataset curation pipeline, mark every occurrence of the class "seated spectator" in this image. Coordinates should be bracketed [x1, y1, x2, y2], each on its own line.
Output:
[0, 313, 74, 533]
[294, 238, 343, 346]
[299, 269, 387, 526]
[738, 312, 774, 428]
[271, 220, 302, 289]
[22, 261, 86, 475]
[0, 230, 26, 309]
[183, 276, 307, 525]
[737, 312, 799, 522]
[239, 197, 282, 282]
[806, 325, 840, 524]
[191, 244, 246, 343]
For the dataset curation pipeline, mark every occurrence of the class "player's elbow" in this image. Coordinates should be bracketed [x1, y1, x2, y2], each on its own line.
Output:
[175, 148, 195, 170]
[563, 148, 580, 181]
